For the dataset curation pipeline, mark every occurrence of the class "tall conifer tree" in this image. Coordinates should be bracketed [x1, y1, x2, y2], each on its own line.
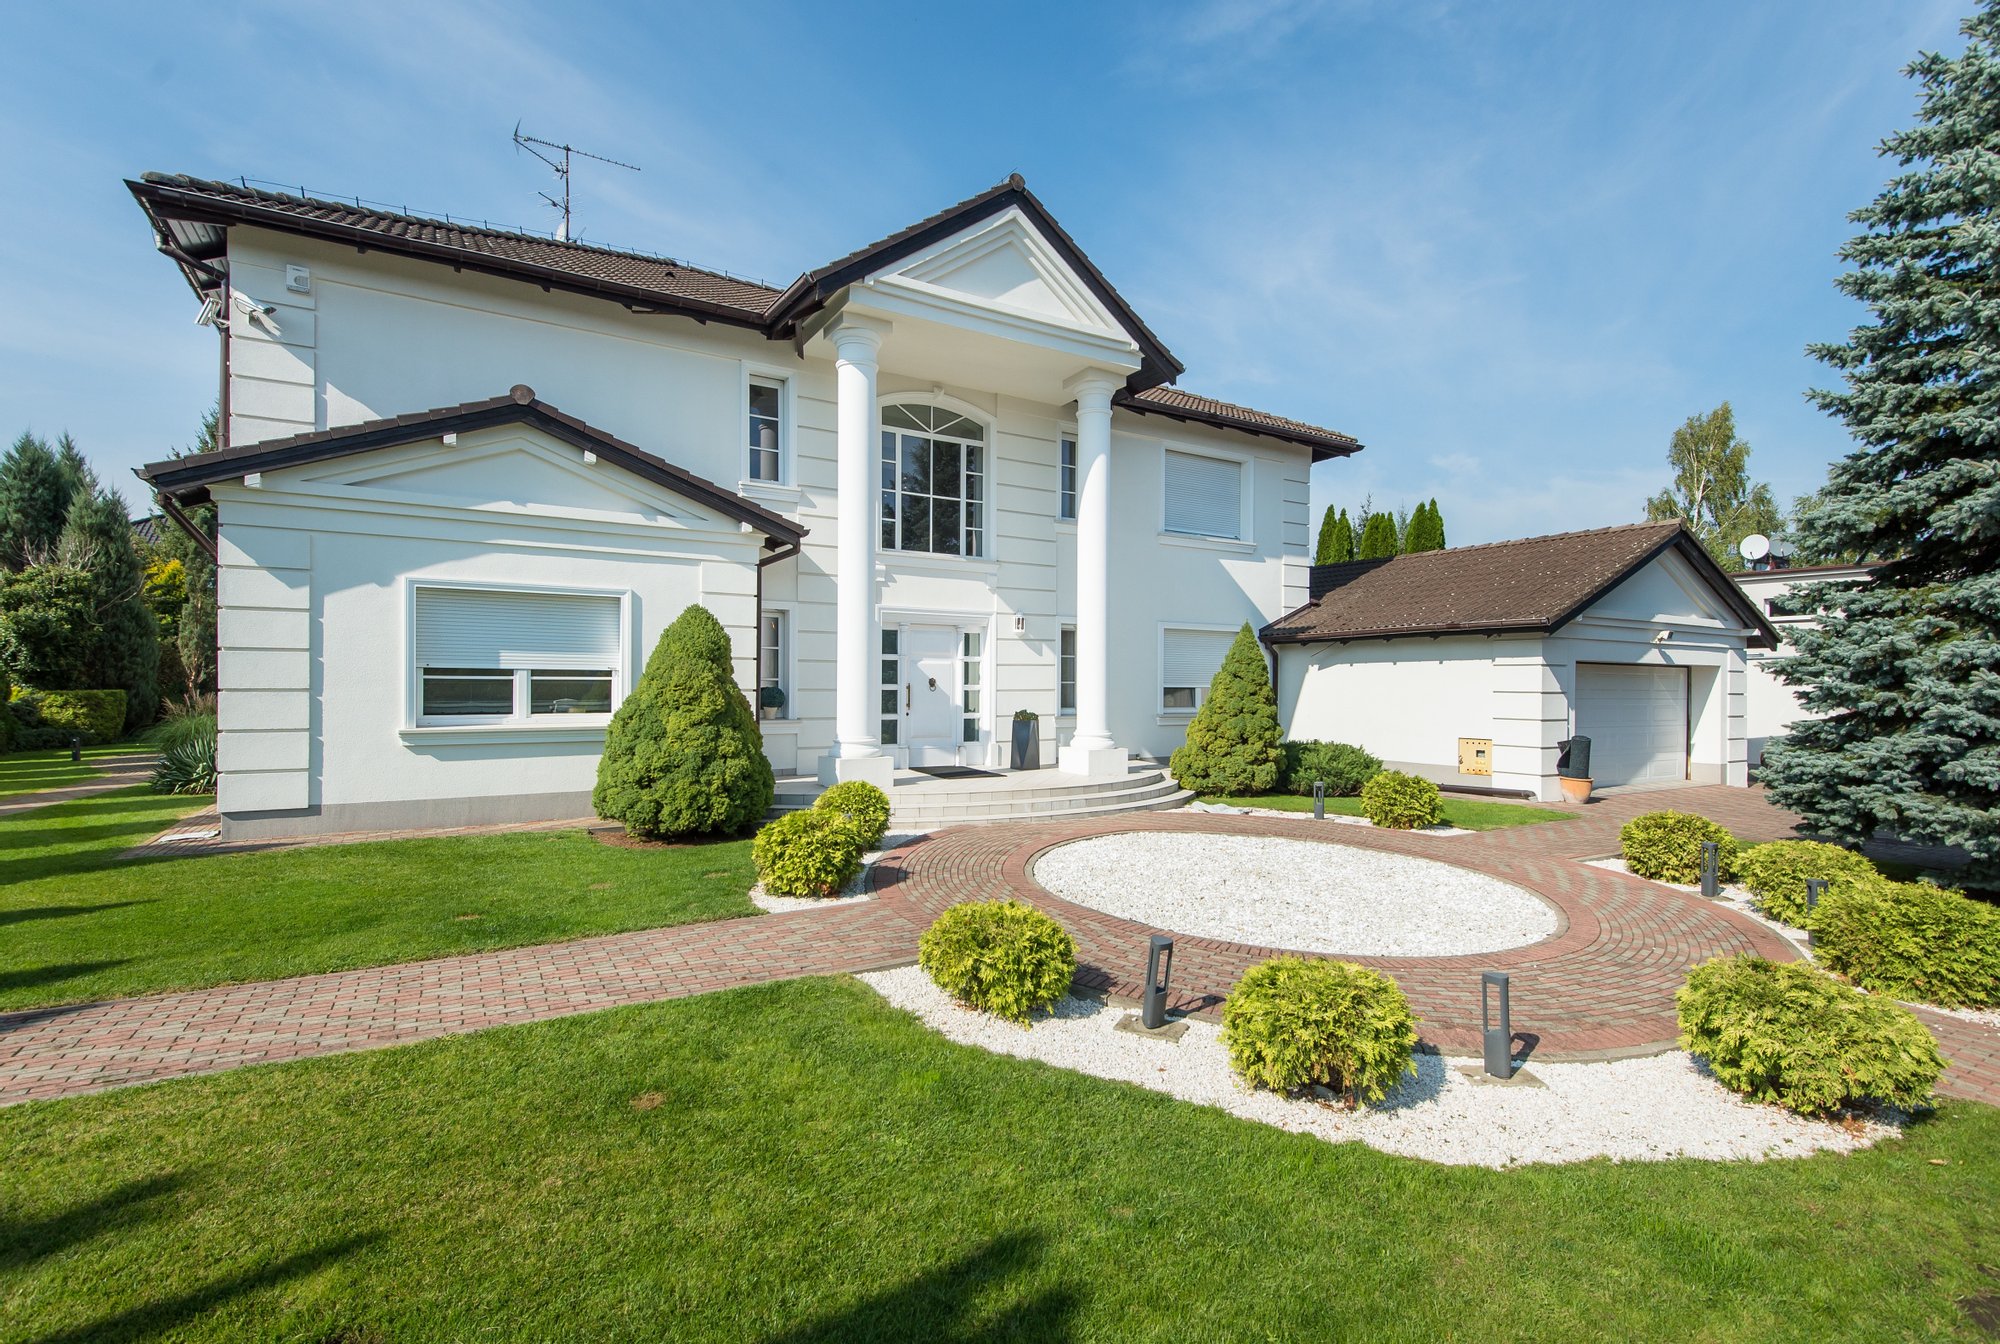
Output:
[1314, 506, 1355, 564]
[1356, 510, 1399, 560]
[1763, 2, 2000, 882]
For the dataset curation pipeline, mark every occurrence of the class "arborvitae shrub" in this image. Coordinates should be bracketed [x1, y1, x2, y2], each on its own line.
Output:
[1280, 740, 1382, 796]
[1733, 839, 1882, 926]
[918, 900, 1076, 1024]
[1620, 811, 1738, 884]
[815, 780, 891, 850]
[1813, 880, 2000, 1008]
[1168, 623, 1282, 795]
[593, 604, 774, 838]
[1360, 770, 1441, 829]
[752, 809, 866, 898]
[1223, 956, 1419, 1106]
[1676, 955, 1943, 1114]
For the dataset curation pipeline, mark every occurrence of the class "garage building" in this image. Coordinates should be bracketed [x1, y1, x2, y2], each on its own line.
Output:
[1263, 522, 1778, 801]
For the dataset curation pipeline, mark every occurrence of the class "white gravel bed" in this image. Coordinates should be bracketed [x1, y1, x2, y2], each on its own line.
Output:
[1033, 832, 1558, 956]
[750, 832, 928, 913]
[860, 966, 1902, 1166]
[1188, 800, 1472, 836]
[1916, 1002, 2000, 1030]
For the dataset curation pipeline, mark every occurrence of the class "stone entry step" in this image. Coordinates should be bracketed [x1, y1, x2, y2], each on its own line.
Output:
[767, 764, 1193, 827]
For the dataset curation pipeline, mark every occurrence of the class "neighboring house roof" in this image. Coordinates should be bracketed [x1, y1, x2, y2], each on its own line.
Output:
[763, 174, 1184, 393]
[131, 514, 166, 546]
[134, 386, 806, 548]
[127, 173, 1358, 458]
[1262, 521, 1779, 648]
[1118, 386, 1359, 462]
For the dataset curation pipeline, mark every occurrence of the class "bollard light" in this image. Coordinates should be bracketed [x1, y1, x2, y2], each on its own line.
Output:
[1482, 971, 1514, 1079]
[1805, 878, 1827, 914]
[1699, 840, 1721, 898]
[1312, 780, 1326, 821]
[69, 734, 81, 764]
[1142, 934, 1174, 1030]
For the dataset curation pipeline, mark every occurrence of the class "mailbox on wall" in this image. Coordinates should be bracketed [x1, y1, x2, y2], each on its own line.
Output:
[1458, 737, 1492, 776]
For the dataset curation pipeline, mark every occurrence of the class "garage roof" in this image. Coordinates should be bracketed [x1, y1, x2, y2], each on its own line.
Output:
[1262, 522, 1778, 648]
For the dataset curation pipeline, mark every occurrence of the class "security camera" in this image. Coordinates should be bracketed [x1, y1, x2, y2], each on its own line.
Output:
[1652, 630, 1672, 644]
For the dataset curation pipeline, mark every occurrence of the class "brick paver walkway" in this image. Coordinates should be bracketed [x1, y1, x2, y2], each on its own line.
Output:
[4, 782, 1993, 1108]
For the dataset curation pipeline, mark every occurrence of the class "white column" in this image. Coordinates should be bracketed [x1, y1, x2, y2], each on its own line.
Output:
[819, 315, 895, 789]
[1060, 369, 1128, 779]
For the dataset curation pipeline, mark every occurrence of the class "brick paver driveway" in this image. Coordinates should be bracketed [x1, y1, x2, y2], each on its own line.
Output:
[3, 783, 1994, 1107]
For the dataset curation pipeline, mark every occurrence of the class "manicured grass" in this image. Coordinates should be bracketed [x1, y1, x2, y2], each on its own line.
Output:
[0, 786, 757, 1011]
[1, 976, 1994, 1341]
[0, 744, 145, 801]
[1207, 792, 1574, 830]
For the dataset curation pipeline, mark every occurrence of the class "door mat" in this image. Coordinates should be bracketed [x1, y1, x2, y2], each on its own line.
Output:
[909, 766, 1003, 780]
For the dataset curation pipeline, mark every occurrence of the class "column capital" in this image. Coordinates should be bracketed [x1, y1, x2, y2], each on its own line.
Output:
[827, 313, 892, 359]
[1062, 366, 1124, 407]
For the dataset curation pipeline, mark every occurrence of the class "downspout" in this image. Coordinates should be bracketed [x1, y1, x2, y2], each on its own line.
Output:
[148, 488, 219, 563]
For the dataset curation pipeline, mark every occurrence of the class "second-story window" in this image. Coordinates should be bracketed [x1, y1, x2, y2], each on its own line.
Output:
[880, 404, 986, 558]
[748, 380, 783, 482]
[1058, 436, 1077, 521]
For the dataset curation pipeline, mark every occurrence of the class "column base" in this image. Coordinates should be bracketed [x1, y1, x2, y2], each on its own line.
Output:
[816, 752, 895, 790]
[1058, 744, 1128, 780]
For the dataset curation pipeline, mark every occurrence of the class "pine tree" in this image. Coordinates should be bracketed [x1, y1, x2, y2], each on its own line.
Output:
[1403, 500, 1446, 553]
[1762, 2, 2000, 884]
[1357, 510, 1400, 560]
[593, 603, 773, 838]
[0, 433, 84, 571]
[156, 408, 220, 699]
[1168, 623, 1282, 794]
[1315, 507, 1354, 564]
[59, 487, 159, 730]
[1428, 497, 1447, 549]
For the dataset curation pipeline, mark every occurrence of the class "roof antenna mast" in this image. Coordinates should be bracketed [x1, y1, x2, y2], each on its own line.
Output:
[511, 123, 640, 241]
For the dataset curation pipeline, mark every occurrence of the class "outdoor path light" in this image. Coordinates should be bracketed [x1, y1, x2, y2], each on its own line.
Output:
[1805, 878, 1827, 914]
[1142, 935, 1174, 1030]
[1312, 780, 1326, 820]
[69, 735, 80, 764]
[1482, 971, 1514, 1080]
[1699, 841, 1721, 898]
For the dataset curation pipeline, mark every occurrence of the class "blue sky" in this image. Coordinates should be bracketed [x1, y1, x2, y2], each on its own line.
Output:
[0, 1, 1970, 540]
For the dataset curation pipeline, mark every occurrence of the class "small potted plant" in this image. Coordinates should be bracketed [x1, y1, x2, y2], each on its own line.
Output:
[759, 685, 787, 721]
[1011, 709, 1040, 772]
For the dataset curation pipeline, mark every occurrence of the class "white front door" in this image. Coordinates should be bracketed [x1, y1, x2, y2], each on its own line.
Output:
[1575, 663, 1689, 787]
[903, 625, 961, 766]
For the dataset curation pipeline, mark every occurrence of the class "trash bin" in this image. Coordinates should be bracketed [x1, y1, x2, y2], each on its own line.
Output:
[1557, 735, 1592, 780]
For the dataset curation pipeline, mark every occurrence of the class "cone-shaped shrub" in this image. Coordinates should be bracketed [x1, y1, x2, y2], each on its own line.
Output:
[593, 604, 773, 838]
[1168, 623, 1282, 795]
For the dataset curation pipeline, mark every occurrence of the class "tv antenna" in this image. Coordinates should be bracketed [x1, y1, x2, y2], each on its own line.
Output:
[511, 123, 639, 241]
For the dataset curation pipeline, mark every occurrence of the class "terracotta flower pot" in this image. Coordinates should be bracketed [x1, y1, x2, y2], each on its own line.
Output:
[1558, 776, 1594, 805]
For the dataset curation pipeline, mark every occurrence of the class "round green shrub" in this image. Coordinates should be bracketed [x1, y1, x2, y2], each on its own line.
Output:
[1280, 740, 1383, 796]
[1733, 839, 1882, 926]
[752, 810, 866, 898]
[1813, 880, 2000, 1008]
[1619, 810, 1738, 884]
[593, 604, 774, 839]
[814, 780, 891, 850]
[918, 900, 1076, 1024]
[1222, 956, 1419, 1105]
[1359, 770, 1442, 830]
[1676, 955, 1943, 1114]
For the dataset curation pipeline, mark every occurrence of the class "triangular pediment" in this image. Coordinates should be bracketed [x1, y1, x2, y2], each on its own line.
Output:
[1584, 550, 1736, 627]
[874, 208, 1127, 336]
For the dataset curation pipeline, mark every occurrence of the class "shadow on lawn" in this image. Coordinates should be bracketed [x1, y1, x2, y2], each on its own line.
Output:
[759, 1230, 1078, 1344]
[0, 1173, 187, 1272]
[0, 900, 154, 928]
[0, 960, 131, 996]
[26, 1232, 382, 1344]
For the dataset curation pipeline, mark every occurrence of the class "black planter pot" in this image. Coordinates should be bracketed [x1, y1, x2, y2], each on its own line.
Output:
[1010, 718, 1040, 771]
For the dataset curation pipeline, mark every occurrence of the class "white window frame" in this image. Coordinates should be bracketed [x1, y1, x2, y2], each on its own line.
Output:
[1159, 441, 1253, 545]
[877, 394, 995, 563]
[403, 579, 632, 732]
[1057, 433, 1077, 522]
[1058, 624, 1077, 715]
[758, 606, 793, 719]
[1158, 622, 1239, 718]
[740, 365, 796, 490]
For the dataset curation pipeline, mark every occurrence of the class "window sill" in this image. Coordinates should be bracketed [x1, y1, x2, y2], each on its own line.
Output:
[401, 722, 609, 746]
[759, 718, 801, 732]
[1157, 531, 1255, 554]
[1054, 519, 1076, 533]
[739, 480, 803, 506]
[1155, 713, 1198, 727]
[879, 551, 1000, 577]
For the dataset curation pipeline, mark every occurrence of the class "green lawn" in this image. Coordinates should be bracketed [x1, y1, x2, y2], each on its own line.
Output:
[0, 787, 757, 1011]
[1, 976, 1993, 1341]
[1207, 791, 1573, 830]
[0, 744, 145, 801]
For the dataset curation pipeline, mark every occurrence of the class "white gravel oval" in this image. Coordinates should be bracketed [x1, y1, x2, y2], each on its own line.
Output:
[1032, 832, 1559, 957]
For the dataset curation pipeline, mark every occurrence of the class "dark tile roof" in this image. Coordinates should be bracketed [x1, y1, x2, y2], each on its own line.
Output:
[1262, 522, 1778, 647]
[135, 386, 804, 547]
[1119, 386, 1360, 460]
[130, 173, 1356, 459]
[131, 515, 165, 545]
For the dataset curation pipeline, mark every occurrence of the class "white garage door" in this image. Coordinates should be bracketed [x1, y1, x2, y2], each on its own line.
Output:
[1575, 664, 1688, 787]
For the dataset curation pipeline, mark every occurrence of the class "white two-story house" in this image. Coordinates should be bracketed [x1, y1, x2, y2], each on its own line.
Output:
[131, 172, 1360, 837]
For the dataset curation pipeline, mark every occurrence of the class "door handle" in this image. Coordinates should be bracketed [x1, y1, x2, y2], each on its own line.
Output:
[905, 683, 911, 711]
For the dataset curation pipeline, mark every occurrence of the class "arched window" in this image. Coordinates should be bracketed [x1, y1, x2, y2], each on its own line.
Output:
[881, 404, 986, 558]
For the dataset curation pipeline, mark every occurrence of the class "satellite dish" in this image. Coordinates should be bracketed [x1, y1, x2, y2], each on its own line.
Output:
[1769, 538, 1795, 559]
[1739, 534, 1771, 562]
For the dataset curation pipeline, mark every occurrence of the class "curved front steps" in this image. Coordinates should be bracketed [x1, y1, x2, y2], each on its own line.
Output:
[769, 764, 1193, 828]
